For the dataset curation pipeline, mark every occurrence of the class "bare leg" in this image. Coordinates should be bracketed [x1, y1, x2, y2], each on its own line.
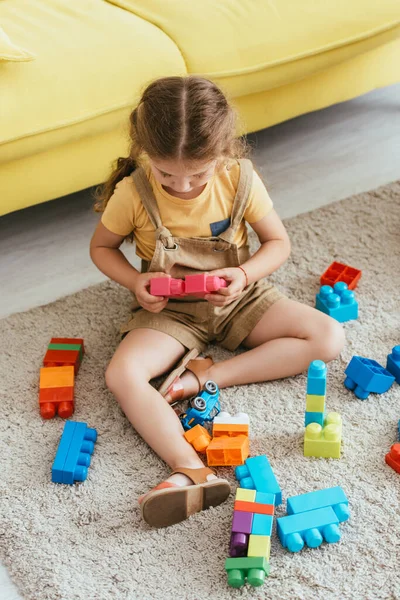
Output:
[178, 299, 345, 395]
[105, 328, 206, 492]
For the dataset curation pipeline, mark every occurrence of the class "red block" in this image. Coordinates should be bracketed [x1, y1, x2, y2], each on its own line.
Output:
[234, 500, 275, 515]
[51, 337, 85, 353]
[150, 276, 185, 297]
[43, 349, 80, 374]
[385, 443, 400, 474]
[320, 262, 361, 290]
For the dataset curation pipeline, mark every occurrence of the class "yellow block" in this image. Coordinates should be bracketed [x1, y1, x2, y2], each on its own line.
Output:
[247, 535, 271, 561]
[304, 413, 342, 459]
[306, 394, 325, 412]
[235, 488, 256, 502]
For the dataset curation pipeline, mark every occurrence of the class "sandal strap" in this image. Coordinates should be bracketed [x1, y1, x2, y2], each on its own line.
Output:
[186, 356, 214, 389]
[170, 466, 217, 485]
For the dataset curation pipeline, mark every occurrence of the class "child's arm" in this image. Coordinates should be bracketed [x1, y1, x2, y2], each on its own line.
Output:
[90, 222, 168, 313]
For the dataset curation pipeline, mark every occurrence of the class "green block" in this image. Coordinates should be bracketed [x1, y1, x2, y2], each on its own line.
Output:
[225, 556, 270, 588]
[48, 343, 83, 362]
[306, 394, 325, 412]
[304, 413, 342, 459]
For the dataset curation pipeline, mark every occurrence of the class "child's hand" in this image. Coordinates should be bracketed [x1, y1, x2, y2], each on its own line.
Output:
[204, 267, 247, 307]
[133, 272, 169, 313]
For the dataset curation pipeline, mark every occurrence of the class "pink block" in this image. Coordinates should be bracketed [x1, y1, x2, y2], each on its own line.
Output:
[150, 277, 185, 297]
[185, 274, 227, 296]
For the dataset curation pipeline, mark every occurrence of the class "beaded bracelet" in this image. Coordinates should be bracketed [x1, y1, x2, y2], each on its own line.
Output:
[237, 265, 249, 288]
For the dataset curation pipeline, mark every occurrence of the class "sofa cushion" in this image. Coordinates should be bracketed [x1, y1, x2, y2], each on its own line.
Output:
[106, 0, 400, 98]
[0, 26, 35, 62]
[0, 0, 186, 164]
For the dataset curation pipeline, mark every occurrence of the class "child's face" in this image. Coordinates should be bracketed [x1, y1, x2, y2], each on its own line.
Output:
[149, 158, 217, 196]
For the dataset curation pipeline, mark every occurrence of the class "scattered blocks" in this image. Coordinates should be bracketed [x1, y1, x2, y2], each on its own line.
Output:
[386, 346, 400, 385]
[150, 274, 227, 297]
[183, 424, 211, 453]
[235, 455, 282, 506]
[307, 360, 327, 396]
[287, 486, 349, 522]
[344, 356, 395, 399]
[277, 506, 341, 552]
[385, 443, 400, 475]
[39, 366, 75, 419]
[52, 421, 97, 484]
[206, 412, 249, 466]
[316, 282, 358, 323]
[320, 261, 361, 290]
[304, 413, 342, 459]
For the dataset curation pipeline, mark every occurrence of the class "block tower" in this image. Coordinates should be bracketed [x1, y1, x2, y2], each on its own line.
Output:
[224, 455, 281, 588]
[304, 360, 342, 459]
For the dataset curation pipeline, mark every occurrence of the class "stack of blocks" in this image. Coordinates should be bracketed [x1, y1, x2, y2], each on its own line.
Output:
[224, 455, 282, 588]
[206, 412, 249, 466]
[277, 487, 349, 552]
[52, 421, 97, 484]
[39, 337, 85, 419]
[304, 360, 342, 459]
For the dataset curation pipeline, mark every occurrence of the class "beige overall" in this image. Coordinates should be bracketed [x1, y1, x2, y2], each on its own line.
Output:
[121, 158, 285, 352]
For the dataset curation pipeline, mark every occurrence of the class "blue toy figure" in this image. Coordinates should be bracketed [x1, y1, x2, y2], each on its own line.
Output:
[180, 380, 220, 430]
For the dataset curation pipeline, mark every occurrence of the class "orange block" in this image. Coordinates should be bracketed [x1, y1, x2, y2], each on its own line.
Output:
[234, 500, 274, 515]
[184, 424, 211, 453]
[206, 435, 249, 467]
[212, 423, 249, 437]
[39, 366, 74, 389]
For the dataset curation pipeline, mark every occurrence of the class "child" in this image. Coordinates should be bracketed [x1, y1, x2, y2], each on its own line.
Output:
[90, 75, 344, 528]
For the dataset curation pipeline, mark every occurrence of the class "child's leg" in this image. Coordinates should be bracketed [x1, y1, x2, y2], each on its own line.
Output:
[105, 328, 208, 493]
[175, 299, 345, 395]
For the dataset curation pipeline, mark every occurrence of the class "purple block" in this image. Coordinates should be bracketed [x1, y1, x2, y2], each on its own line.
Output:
[232, 510, 253, 534]
[229, 532, 249, 557]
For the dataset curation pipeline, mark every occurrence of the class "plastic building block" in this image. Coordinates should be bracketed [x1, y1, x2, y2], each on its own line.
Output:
[236, 488, 256, 502]
[232, 510, 253, 534]
[399, 420, 400, 442]
[43, 349, 81, 374]
[251, 513, 274, 536]
[304, 413, 342, 459]
[385, 443, 400, 474]
[234, 500, 274, 516]
[386, 346, 400, 385]
[247, 535, 271, 560]
[225, 556, 270, 588]
[183, 424, 211, 453]
[306, 360, 327, 395]
[212, 411, 249, 436]
[229, 532, 249, 558]
[316, 282, 358, 323]
[184, 273, 227, 296]
[287, 486, 349, 522]
[206, 435, 249, 466]
[40, 366, 74, 388]
[39, 386, 74, 419]
[320, 261, 361, 290]
[150, 276, 185, 297]
[277, 506, 341, 552]
[235, 456, 282, 506]
[344, 356, 395, 399]
[52, 421, 97, 484]
[51, 337, 85, 354]
[306, 394, 325, 412]
[305, 411, 325, 427]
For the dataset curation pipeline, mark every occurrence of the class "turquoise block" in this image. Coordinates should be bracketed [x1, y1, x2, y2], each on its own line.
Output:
[305, 411, 325, 427]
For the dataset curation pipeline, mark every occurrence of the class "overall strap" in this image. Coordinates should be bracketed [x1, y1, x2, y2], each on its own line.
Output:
[218, 158, 254, 244]
[132, 167, 175, 249]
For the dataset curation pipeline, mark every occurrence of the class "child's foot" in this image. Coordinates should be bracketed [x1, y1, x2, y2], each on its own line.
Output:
[163, 357, 214, 404]
[139, 467, 230, 528]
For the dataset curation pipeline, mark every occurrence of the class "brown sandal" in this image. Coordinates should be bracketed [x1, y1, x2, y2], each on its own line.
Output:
[159, 352, 214, 404]
[140, 467, 230, 528]
[158, 348, 199, 397]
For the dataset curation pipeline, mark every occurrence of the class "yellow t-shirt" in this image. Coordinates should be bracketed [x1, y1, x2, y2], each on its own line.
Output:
[101, 160, 273, 261]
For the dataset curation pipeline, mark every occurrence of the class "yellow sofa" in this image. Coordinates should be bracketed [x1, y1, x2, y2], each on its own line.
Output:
[1, 0, 399, 216]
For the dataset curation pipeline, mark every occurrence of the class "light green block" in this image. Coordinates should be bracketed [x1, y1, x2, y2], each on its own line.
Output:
[306, 394, 325, 412]
[235, 488, 256, 502]
[248, 535, 271, 560]
[304, 412, 342, 459]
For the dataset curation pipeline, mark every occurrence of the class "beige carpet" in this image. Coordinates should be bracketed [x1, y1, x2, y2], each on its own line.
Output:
[1, 181, 400, 600]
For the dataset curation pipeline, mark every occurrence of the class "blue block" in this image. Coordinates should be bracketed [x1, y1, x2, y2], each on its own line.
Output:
[277, 506, 340, 552]
[387, 346, 400, 385]
[306, 360, 327, 395]
[235, 456, 282, 506]
[52, 421, 98, 485]
[344, 356, 395, 399]
[52, 421, 77, 483]
[252, 513, 274, 536]
[398, 420, 400, 442]
[286, 487, 349, 522]
[315, 282, 358, 323]
[305, 411, 325, 427]
[255, 491, 275, 506]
